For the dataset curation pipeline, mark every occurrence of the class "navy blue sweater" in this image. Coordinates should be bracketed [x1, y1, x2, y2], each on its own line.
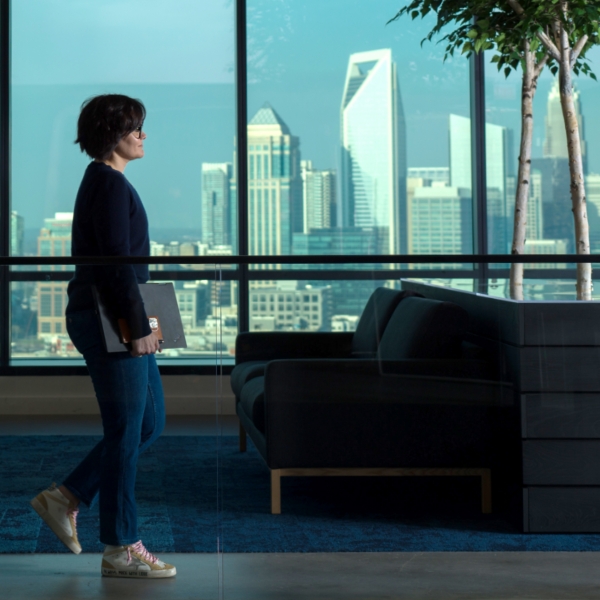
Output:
[66, 161, 152, 340]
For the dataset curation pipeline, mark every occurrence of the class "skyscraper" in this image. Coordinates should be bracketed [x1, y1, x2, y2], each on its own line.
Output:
[247, 103, 302, 258]
[544, 80, 587, 174]
[531, 157, 571, 246]
[340, 48, 407, 254]
[37, 212, 72, 339]
[449, 114, 513, 253]
[408, 185, 472, 267]
[10, 210, 24, 256]
[449, 114, 512, 197]
[527, 170, 544, 241]
[201, 163, 233, 247]
[300, 160, 337, 231]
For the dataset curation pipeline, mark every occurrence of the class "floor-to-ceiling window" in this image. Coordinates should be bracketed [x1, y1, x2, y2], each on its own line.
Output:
[0, 0, 592, 367]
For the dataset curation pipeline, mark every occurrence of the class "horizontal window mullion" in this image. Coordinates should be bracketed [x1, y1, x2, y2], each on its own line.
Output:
[8, 267, 586, 283]
[3, 254, 600, 267]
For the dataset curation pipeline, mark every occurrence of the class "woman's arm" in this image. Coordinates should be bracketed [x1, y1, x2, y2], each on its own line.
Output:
[90, 172, 152, 343]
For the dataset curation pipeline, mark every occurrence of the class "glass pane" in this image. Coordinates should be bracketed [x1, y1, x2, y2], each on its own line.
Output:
[11, 0, 235, 262]
[10, 0, 235, 361]
[246, 1, 473, 269]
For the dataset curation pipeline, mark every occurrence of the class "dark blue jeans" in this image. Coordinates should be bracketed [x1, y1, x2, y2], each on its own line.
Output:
[63, 309, 165, 546]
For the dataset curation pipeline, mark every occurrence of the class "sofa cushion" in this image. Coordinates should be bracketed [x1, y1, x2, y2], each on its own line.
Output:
[378, 297, 468, 360]
[239, 376, 266, 434]
[351, 288, 422, 357]
[231, 361, 268, 398]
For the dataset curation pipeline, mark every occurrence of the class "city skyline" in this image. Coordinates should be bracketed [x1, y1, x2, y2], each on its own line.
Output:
[19, 65, 594, 263]
[15, 67, 600, 354]
[17, 50, 593, 261]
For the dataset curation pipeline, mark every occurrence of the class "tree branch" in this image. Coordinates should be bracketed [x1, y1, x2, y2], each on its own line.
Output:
[571, 34, 589, 66]
[506, 0, 524, 16]
[506, 0, 561, 61]
[537, 28, 562, 61]
[534, 53, 550, 77]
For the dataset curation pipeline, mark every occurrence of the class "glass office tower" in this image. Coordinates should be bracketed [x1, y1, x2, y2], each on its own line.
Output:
[449, 114, 512, 253]
[300, 160, 337, 232]
[248, 103, 302, 258]
[201, 163, 234, 247]
[340, 49, 407, 254]
[408, 185, 472, 267]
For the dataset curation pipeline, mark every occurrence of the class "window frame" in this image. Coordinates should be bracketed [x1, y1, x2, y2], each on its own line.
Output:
[0, 0, 585, 375]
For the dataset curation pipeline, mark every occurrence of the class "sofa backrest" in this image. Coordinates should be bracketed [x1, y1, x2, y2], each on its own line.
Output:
[378, 297, 468, 360]
[351, 288, 423, 357]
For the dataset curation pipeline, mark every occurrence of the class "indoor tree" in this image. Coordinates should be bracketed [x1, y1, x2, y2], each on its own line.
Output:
[389, 1, 599, 300]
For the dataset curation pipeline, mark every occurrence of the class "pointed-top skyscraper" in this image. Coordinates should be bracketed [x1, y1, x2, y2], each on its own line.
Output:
[247, 103, 302, 259]
[340, 49, 407, 253]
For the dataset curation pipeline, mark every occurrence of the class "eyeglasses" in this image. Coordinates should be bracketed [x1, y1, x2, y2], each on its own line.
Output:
[131, 125, 143, 139]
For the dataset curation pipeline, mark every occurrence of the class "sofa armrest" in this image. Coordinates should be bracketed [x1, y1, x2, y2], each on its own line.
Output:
[235, 332, 354, 364]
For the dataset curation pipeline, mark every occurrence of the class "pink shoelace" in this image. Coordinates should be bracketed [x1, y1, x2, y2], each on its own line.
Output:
[127, 541, 158, 565]
[66, 506, 79, 529]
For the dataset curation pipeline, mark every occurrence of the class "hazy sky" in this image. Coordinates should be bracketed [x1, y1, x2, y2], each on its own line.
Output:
[10, 0, 600, 239]
[12, 0, 235, 85]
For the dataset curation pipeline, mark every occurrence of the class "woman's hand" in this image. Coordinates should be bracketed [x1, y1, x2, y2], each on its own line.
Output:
[130, 333, 161, 357]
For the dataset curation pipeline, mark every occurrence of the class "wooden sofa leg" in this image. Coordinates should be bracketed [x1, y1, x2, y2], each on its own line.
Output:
[239, 421, 247, 452]
[481, 469, 492, 514]
[271, 470, 282, 514]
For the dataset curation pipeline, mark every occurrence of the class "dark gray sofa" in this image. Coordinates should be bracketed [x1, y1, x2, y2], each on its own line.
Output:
[232, 289, 513, 514]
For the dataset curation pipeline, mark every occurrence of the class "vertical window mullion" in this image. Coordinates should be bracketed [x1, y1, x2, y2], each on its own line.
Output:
[470, 48, 489, 291]
[236, 0, 249, 332]
[0, 0, 10, 368]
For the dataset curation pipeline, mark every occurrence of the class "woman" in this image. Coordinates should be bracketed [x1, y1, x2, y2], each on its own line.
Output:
[30, 94, 176, 579]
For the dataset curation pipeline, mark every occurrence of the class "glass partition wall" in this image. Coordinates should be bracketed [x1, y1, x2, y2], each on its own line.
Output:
[2, 3, 600, 595]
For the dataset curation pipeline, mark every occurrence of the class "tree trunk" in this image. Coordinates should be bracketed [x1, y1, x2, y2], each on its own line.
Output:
[510, 44, 537, 300]
[557, 16, 592, 300]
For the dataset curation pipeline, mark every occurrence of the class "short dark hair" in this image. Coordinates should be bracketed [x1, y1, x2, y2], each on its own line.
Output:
[75, 94, 146, 160]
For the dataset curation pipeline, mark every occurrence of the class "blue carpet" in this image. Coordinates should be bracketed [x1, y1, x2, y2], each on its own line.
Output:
[2, 435, 600, 553]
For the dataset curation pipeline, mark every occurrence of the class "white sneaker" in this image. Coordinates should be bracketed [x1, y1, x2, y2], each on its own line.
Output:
[30, 483, 81, 554]
[101, 540, 176, 579]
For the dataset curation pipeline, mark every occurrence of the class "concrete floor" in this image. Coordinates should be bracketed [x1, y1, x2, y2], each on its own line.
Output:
[3, 416, 600, 598]
[2, 552, 600, 599]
